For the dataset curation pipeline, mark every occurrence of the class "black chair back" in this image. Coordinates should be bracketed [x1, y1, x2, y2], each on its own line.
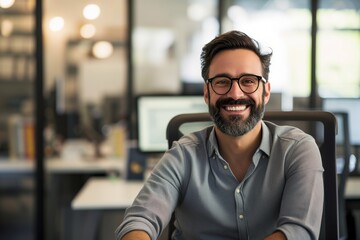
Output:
[166, 111, 339, 239]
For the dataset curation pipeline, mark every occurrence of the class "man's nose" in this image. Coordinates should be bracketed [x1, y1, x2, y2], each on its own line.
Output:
[226, 80, 246, 98]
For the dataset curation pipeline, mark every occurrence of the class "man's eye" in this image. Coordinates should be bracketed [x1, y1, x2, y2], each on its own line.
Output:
[214, 78, 230, 85]
[241, 78, 256, 85]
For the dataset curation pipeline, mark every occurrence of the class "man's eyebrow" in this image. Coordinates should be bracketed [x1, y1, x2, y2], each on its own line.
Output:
[210, 73, 233, 78]
[210, 72, 255, 78]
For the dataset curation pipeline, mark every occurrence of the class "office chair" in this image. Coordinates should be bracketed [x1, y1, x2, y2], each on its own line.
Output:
[332, 112, 351, 239]
[166, 111, 339, 240]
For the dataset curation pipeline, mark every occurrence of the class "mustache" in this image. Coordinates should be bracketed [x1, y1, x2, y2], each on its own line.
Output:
[216, 98, 256, 108]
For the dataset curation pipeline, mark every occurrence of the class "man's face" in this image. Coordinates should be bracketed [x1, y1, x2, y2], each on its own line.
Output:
[204, 49, 271, 137]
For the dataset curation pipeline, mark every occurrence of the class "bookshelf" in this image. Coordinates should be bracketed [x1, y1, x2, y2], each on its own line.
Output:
[0, 1, 35, 159]
[0, 1, 36, 239]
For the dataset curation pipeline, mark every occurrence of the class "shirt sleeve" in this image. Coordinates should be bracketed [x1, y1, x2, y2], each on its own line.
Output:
[115, 142, 186, 240]
[276, 135, 324, 240]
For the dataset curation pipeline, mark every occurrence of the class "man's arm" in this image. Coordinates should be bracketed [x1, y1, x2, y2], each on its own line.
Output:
[264, 230, 287, 240]
[121, 230, 151, 240]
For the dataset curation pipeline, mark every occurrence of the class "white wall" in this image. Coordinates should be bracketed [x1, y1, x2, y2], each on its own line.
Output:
[44, 0, 127, 93]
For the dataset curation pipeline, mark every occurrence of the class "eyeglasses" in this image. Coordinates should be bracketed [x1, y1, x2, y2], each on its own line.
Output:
[206, 74, 267, 95]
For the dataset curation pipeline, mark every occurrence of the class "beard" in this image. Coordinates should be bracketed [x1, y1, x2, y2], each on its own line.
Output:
[209, 95, 265, 137]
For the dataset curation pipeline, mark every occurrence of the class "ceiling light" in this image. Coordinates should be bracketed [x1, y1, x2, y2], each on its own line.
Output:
[83, 4, 101, 20]
[80, 23, 96, 39]
[92, 41, 113, 59]
[49, 17, 64, 32]
[0, 0, 15, 8]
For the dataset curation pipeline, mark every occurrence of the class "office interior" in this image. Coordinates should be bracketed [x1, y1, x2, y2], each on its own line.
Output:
[0, 0, 359, 239]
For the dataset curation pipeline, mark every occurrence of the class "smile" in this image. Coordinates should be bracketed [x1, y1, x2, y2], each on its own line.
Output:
[224, 105, 248, 111]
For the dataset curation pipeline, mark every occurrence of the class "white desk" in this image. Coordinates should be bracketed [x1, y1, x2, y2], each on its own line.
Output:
[346, 177, 360, 199]
[72, 177, 144, 210]
[47, 157, 125, 174]
[0, 160, 33, 174]
[71, 176, 360, 211]
[70, 178, 145, 240]
[71, 176, 360, 240]
[0, 157, 125, 175]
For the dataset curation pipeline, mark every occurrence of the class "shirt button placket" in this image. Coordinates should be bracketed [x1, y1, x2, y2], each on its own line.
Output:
[236, 186, 247, 238]
[236, 188, 244, 220]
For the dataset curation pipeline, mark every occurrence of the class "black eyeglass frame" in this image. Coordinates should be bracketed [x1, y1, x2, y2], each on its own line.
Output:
[206, 73, 268, 95]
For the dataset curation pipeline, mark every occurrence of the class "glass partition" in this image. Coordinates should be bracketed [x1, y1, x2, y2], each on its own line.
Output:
[0, 0, 36, 238]
[317, 0, 360, 97]
[133, 0, 218, 95]
[221, 0, 311, 103]
[43, 0, 128, 238]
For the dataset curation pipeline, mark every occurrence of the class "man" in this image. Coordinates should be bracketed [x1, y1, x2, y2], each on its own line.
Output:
[115, 30, 324, 240]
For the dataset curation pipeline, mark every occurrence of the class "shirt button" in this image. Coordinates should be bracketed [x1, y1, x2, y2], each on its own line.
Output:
[239, 214, 244, 219]
[236, 188, 240, 193]
[224, 165, 228, 170]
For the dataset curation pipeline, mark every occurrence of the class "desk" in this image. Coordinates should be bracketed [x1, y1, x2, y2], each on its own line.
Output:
[0, 160, 33, 174]
[72, 177, 144, 210]
[47, 157, 125, 174]
[0, 158, 126, 240]
[70, 178, 144, 240]
[0, 157, 125, 174]
[345, 177, 360, 199]
[71, 176, 360, 240]
[72, 176, 360, 211]
[70, 177, 171, 240]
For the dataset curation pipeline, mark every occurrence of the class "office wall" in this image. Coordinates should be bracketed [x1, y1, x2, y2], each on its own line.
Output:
[44, 0, 127, 93]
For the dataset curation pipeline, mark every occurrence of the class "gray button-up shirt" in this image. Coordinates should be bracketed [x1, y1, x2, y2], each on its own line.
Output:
[116, 121, 324, 240]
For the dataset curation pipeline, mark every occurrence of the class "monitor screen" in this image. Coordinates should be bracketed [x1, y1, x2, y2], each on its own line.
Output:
[322, 98, 360, 145]
[137, 95, 209, 153]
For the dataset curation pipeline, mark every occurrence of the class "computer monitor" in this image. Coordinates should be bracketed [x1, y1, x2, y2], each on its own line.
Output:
[137, 95, 209, 153]
[322, 98, 360, 145]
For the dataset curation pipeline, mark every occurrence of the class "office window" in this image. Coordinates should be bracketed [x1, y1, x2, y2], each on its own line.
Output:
[133, 0, 218, 95]
[317, 0, 360, 97]
[221, 0, 311, 99]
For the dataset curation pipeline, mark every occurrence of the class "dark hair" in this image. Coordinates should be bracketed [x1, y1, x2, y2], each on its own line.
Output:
[200, 30, 272, 81]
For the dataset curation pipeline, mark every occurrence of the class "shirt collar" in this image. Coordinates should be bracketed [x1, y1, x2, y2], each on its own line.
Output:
[259, 121, 271, 157]
[207, 127, 218, 158]
[206, 121, 272, 158]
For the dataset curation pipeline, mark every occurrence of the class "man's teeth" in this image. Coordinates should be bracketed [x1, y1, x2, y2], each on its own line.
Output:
[226, 105, 247, 111]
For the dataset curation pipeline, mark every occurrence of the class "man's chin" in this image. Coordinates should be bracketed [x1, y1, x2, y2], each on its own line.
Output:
[221, 111, 247, 122]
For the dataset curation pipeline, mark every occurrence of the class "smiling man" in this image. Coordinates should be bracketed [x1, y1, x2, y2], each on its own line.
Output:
[115, 31, 324, 240]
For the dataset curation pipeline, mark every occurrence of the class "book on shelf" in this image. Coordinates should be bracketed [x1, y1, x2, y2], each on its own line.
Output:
[8, 114, 35, 161]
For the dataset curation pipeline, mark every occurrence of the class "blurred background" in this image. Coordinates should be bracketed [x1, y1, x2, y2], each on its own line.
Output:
[0, 0, 359, 239]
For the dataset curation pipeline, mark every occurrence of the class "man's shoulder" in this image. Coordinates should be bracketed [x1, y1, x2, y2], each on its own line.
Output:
[177, 126, 213, 145]
[263, 120, 314, 143]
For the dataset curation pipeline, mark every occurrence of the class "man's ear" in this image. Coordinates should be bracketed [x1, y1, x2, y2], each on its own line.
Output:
[203, 83, 209, 105]
[264, 81, 271, 104]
